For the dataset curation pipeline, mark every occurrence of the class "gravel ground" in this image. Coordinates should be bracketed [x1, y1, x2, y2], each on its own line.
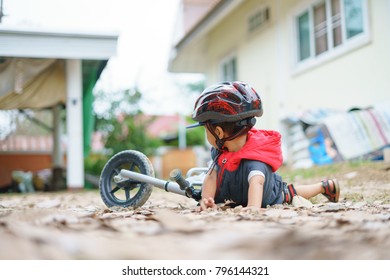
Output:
[1, 161, 389, 260]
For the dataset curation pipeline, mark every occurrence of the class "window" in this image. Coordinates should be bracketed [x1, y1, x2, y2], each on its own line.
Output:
[221, 56, 237, 81]
[298, 12, 311, 61]
[344, 0, 364, 38]
[296, 0, 367, 63]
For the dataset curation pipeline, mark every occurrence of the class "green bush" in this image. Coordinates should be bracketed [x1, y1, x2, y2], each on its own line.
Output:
[84, 153, 109, 176]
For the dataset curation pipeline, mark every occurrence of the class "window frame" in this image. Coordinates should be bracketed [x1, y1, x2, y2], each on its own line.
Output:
[292, 0, 370, 75]
[219, 53, 238, 81]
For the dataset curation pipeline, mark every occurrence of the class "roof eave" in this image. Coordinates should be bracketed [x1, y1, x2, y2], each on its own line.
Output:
[0, 26, 119, 60]
[168, 0, 243, 73]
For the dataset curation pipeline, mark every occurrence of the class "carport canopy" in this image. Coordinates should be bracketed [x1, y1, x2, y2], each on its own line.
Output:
[0, 26, 118, 189]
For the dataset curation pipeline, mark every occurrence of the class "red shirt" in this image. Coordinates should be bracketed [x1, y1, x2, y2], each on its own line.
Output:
[217, 128, 283, 172]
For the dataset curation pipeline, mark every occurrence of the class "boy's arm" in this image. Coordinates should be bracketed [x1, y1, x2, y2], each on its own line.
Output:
[247, 175, 265, 208]
[199, 169, 217, 211]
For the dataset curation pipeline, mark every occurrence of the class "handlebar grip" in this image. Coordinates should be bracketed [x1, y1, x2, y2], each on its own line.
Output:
[170, 169, 190, 190]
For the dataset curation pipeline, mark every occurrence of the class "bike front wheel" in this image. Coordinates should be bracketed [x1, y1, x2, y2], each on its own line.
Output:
[99, 150, 154, 208]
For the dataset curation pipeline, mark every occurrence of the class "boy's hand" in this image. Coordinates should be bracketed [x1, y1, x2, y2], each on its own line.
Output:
[198, 197, 217, 211]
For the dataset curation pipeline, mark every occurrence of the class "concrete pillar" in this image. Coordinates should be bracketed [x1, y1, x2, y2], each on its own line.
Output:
[66, 59, 84, 189]
[52, 104, 63, 167]
[51, 103, 65, 191]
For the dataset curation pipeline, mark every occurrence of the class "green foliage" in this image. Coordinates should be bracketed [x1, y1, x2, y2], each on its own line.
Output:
[84, 153, 109, 176]
[91, 87, 163, 158]
[86, 80, 207, 177]
[279, 160, 373, 182]
[185, 116, 205, 146]
[103, 114, 163, 156]
[94, 87, 142, 124]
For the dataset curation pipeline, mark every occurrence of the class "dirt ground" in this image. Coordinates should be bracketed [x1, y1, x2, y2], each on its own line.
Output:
[0, 161, 389, 260]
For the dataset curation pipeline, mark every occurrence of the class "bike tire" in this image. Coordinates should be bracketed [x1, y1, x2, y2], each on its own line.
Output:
[99, 150, 154, 208]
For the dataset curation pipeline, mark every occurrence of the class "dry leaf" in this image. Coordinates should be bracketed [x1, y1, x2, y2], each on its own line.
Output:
[153, 209, 201, 233]
[292, 195, 313, 208]
[36, 199, 61, 208]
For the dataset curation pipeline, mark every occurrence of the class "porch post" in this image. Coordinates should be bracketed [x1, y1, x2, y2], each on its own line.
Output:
[52, 104, 63, 167]
[50, 103, 66, 191]
[66, 59, 84, 189]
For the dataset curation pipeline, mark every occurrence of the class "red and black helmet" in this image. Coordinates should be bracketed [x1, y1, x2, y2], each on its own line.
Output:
[190, 81, 263, 126]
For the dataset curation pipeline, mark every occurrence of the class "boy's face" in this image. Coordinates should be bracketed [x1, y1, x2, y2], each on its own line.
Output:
[205, 126, 219, 149]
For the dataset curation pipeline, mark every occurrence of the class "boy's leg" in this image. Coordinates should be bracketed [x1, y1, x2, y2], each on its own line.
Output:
[282, 183, 297, 203]
[294, 179, 340, 202]
[294, 182, 323, 200]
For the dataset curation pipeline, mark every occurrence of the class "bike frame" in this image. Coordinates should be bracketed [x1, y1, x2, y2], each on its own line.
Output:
[114, 167, 207, 200]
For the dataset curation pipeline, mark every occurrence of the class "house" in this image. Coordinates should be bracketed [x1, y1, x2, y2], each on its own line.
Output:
[0, 26, 118, 190]
[169, 0, 390, 132]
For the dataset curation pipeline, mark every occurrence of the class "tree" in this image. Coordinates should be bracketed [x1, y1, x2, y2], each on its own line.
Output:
[93, 87, 163, 156]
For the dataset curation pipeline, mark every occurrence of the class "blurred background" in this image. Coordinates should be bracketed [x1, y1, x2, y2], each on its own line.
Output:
[0, 0, 389, 193]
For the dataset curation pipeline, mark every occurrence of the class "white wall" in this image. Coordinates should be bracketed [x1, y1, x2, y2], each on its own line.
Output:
[202, 0, 390, 130]
[283, 0, 390, 113]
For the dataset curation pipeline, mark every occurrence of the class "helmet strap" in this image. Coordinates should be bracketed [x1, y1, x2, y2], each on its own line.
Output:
[206, 122, 252, 151]
[205, 121, 252, 175]
[221, 126, 251, 146]
[206, 122, 225, 150]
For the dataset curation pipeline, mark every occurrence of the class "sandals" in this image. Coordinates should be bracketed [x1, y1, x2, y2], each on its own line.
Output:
[321, 179, 340, 202]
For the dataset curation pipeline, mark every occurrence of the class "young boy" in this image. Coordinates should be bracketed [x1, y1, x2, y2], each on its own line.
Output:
[187, 81, 340, 211]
